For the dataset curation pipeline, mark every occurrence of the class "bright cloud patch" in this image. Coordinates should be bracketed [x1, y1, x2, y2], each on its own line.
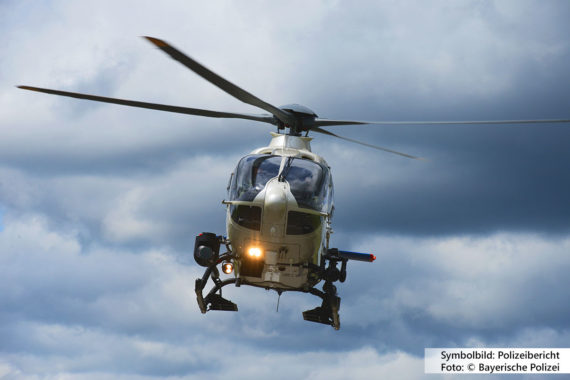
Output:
[1, 217, 568, 378]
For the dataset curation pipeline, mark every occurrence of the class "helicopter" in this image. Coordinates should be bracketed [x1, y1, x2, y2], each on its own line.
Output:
[18, 37, 570, 330]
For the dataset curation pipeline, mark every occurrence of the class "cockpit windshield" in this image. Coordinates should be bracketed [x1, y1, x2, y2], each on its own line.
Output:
[229, 154, 333, 212]
[230, 155, 281, 202]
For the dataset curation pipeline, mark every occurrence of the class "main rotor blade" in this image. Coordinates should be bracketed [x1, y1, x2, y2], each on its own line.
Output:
[314, 118, 570, 127]
[312, 127, 423, 160]
[17, 86, 276, 124]
[143, 36, 294, 126]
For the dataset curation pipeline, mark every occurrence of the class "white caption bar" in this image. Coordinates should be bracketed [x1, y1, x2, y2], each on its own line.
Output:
[425, 348, 570, 374]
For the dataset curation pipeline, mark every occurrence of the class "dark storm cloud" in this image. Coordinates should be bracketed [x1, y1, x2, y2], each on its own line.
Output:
[305, 1, 570, 236]
[329, 124, 570, 236]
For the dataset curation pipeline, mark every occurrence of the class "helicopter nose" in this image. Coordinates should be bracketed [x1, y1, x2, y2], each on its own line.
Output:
[262, 179, 288, 236]
[264, 180, 288, 221]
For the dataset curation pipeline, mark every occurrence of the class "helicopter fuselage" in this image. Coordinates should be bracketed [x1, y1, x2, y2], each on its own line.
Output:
[225, 132, 334, 291]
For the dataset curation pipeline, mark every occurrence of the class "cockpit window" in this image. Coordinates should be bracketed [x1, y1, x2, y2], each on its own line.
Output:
[283, 157, 327, 210]
[229, 154, 333, 212]
[286, 211, 321, 235]
[230, 205, 261, 230]
[229, 155, 281, 202]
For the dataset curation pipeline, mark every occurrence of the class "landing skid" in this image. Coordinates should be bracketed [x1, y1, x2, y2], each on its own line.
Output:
[302, 285, 341, 330]
[194, 248, 348, 330]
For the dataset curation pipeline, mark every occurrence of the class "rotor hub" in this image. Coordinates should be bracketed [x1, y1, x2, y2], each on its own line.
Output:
[277, 104, 318, 135]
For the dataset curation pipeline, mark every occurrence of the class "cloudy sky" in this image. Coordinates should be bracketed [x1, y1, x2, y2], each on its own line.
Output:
[1, 1, 569, 379]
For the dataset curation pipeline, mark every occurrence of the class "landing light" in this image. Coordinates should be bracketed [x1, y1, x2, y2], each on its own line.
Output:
[247, 247, 263, 259]
[222, 261, 233, 274]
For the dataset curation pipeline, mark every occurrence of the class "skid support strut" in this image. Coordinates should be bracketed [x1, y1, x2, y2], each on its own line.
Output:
[195, 253, 238, 312]
[301, 249, 347, 330]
